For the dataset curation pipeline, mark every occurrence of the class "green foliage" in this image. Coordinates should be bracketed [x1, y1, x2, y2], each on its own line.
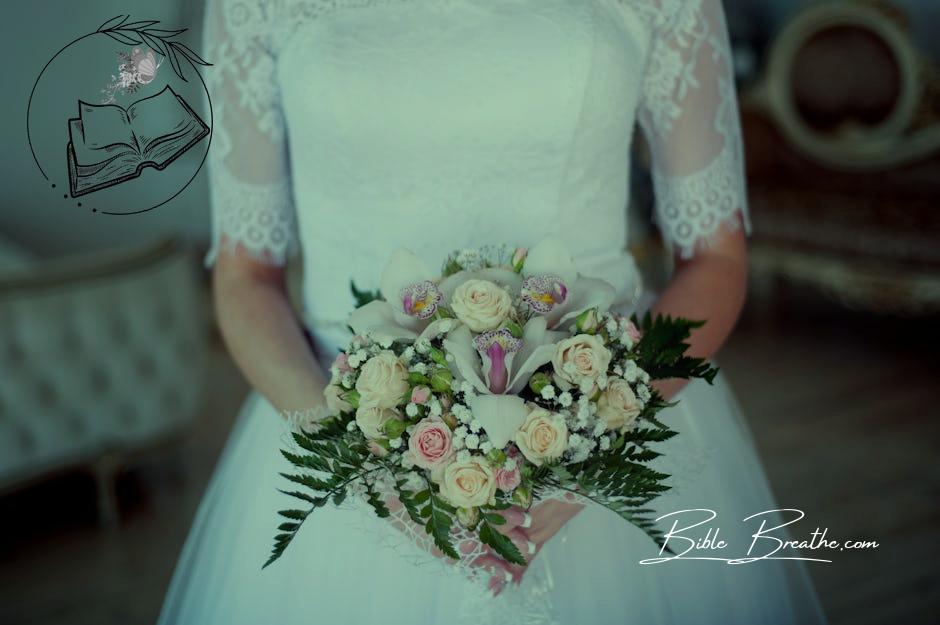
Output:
[364, 480, 391, 519]
[479, 521, 527, 566]
[393, 483, 429, 525]
[631, 312, 719, 383]
[266, 431, 381, 569]
[350, 281, 383, 308]
[424, 492, 459, 560]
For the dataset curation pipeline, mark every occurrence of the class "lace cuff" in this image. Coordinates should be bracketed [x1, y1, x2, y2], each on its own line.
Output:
[204, 163, 299, 267]
[652, 143, 751, 259]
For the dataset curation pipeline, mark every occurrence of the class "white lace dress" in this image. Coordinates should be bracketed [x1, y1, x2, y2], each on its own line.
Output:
[159, 1, 827, 623]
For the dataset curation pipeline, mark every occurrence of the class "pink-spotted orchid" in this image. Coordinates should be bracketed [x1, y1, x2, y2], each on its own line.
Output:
[518, 238, 616, 329]
[347, 247, 451, 345]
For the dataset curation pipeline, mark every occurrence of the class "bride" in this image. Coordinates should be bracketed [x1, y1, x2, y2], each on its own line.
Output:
[159, 0, 827, 623]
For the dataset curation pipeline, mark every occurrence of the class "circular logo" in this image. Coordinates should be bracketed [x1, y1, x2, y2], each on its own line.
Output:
[26, 15, 213, 215]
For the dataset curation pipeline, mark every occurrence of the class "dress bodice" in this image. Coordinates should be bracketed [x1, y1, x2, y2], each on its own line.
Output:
[203, 0, 749, 349]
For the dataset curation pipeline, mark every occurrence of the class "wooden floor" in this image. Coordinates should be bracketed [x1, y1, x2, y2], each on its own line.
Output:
[0, 285, 937, 625]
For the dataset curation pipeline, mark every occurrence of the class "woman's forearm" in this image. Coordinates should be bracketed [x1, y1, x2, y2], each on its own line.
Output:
[648, 231, 748, 398]
[213, 261, 328, 416]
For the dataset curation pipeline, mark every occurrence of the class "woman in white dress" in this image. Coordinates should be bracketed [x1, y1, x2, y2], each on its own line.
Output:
[159, 0, 828, 623]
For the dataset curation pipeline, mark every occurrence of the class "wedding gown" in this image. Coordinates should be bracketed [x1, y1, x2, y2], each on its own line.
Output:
[159, 0, 828, 623]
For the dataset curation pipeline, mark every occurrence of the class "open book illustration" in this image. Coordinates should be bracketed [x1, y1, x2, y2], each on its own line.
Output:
[67, 85, 209, 197]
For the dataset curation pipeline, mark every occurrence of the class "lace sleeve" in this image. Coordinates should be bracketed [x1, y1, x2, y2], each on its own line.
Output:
[202, 0, 299, 267]
[637, 0, 751, 259]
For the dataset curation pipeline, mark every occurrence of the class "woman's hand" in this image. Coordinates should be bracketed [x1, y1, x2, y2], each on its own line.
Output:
[379, 496, 534, 594]
[489, 499, 585, 594]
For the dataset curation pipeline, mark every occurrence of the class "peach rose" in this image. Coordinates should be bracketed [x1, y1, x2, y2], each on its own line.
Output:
[439, 457, 497, 508]
[596, 378, 642, 433]
[514, 406, 568, 466]
[551, 334, 611, 390]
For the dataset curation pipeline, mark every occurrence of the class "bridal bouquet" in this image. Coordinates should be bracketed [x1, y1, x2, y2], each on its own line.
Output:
[266, 239, 717, 572]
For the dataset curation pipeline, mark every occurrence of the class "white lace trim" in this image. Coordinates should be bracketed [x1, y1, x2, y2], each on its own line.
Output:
[652, 142, 750, 259]
[205, 162, 299, 267]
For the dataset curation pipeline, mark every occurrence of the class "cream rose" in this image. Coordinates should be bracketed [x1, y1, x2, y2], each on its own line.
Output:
[355, 406, 402, 440]
[597, 378, 642, 432]
[514, 406, 568, 466]
[450, 279, 512, 332]
[324, 384, 352, 414]
[439, 457, 497, 508]
[355, 350, 409, 409]
[551, 334, 612, 390]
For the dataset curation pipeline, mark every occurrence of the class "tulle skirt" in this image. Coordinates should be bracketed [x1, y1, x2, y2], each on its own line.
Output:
[158, 368, 827, 625]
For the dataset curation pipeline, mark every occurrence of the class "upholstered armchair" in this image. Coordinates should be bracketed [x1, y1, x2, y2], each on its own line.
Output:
[0, 237, 208, 522]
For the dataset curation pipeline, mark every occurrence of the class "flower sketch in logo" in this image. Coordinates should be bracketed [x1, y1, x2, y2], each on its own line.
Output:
[101, 47, 163, 103]
[26, 15, 214, 215]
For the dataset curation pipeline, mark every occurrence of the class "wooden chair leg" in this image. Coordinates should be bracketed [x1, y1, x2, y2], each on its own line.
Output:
[93, 453, 122, 528]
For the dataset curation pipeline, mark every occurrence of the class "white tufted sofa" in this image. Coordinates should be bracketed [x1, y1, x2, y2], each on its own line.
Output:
[0, 237, 208, 521]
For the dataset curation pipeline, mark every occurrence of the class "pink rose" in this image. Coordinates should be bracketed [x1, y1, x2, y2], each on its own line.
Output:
[411, 385, 432, 405]
[626, 322, 641, 343]
[367, 441, 389, 458]
[332, 352, 352, 373]
[619, 317, 642, 343]
[495, 465, 521, 492]
[408, 419, 455, 470]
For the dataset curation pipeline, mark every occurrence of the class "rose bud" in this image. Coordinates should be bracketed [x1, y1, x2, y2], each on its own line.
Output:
[575, 308, 599, 334]
[456, 506, 481, 529]
[512, 486, 533, 509]
[342, 389, 361, 409]
[367, 440, 390, 458]
[382, 418, 407, 439]
[528, 372, 552, 395]
[511, 247, 528, 273]
[441, 411, 458, 429]
[410, 385, 432, 405]
[428, 346, 449, 367]
[503, 318, 524, 339]
[430, 368, 453, 393]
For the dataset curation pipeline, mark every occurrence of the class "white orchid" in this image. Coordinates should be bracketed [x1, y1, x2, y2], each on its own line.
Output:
[443, 316, 565, 448]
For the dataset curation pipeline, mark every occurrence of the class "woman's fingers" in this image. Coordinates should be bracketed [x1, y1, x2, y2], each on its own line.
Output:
[492, 505, 531, 532]
[501, 527, 537, 564]
[473, 553, 514, 590]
